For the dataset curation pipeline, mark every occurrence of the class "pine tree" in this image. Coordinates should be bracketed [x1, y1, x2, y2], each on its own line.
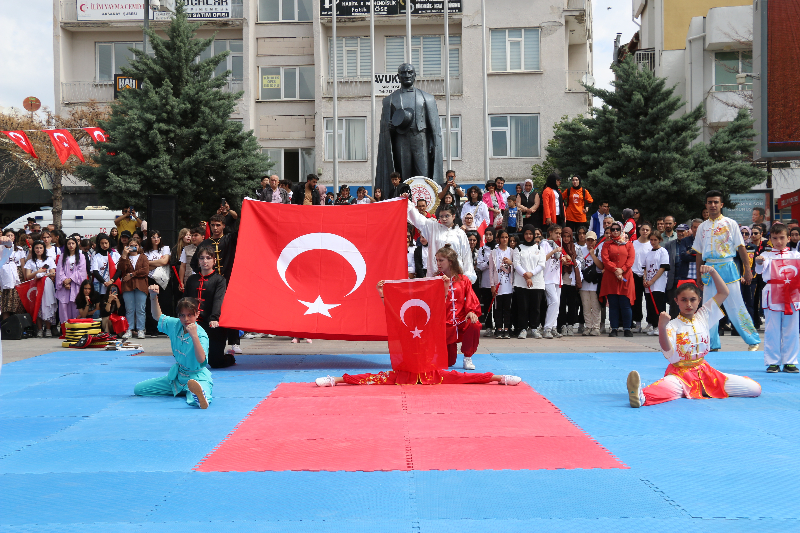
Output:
[546, 56, 765, 222]
[77, 1, 271, 226]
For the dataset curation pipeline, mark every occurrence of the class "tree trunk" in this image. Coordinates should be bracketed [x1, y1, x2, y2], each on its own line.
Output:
[52, 168, 63, 231]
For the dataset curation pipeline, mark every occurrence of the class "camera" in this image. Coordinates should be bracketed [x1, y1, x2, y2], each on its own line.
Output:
[129, 245, 138, 252]
[221, 198, 226, 207]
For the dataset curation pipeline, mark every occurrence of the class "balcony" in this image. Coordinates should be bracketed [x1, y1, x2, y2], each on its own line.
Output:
[634, 49, 656, 72]
[706, 89, 752, 126]
[61, 80, 245, 105]
[323, 77, 463, 98]
[566, 70, 590, 92]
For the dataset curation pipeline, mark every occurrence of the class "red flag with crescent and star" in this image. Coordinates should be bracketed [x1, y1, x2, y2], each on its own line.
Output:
[43, 129, 85, 164]
[768, 258, 800, 314]
[16, 277, 46, 320]
[383, 278, 448, 373]
[2, 131, 38, 158]
[219, 197, 408, 340]
[82, 127, 108, 143]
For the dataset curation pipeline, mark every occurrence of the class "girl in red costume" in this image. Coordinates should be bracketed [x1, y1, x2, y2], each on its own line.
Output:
[315, 246, 521, 387]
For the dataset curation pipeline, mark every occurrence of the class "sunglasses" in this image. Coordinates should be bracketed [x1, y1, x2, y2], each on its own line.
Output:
[610, 228, 621, 232]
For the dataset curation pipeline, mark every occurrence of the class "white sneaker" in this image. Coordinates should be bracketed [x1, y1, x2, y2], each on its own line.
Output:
[499, 375, 521, 386]
[517, 329, 527, 339]
[553, 327, 563, 338]
[316, 376, 336, 387]
[137, 330, 145, 339]
[242, 333, 257, 339]
[231, 345, 242, 354]
[647, 328, 659, 336]
[643, 324, 653, 334]
[187, 379, 209, 409]
[483, 328, 494, 338]
[122, 330, 132, 339]
[542, 328, 554, 339]
[530, 328, 542, 339]
[36, 329, 44, 338]
[577, 324, 585, 335]
[463, 356, 476, 370]
[626, 370, 645, 408]
[305, 338, 313, 344]
[44, 328, 52, 338]
[267, 334, 276, 338]
[291, 338, 299, 343]
[590, 328, 601, 336]
[632, 322, 641, 333]
[567, 325, 574, 336]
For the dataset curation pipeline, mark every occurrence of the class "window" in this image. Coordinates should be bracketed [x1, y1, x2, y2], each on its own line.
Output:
[490, 115, 539, 158]
[263, 148, 316, 182]
[96, 42, 144, 82]
[439, 116, 461, 160]
[197, 40, 244, 81]
[324, 118, 367, 161]
[260, 66, 315, 100]
[328, 37, 372, 79]
[714, 50, 753, 91]
[385, 35, 461, 77]
[490, 29, 540, 72]
[258, 0, 312, 21]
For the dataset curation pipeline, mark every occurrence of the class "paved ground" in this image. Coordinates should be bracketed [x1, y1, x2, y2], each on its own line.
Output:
[3, 329, 799, 532]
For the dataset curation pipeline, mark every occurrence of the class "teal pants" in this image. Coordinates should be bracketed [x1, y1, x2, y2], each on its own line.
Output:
[703, 259, 761, 349]
[134, 376, 213, 407]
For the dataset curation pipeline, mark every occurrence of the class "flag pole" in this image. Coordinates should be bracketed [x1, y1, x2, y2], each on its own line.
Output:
[480, 0, 490, 182]
[444, 0, 452, 172]
[370, 0, 376, 191]
[332, 0, 339, 194]
[405, 0, 411, 63]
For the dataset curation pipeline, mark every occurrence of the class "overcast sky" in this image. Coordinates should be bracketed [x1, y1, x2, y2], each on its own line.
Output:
[0, 0, 637, 113]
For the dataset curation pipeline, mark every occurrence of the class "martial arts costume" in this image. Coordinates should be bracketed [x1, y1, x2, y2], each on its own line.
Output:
[407, 201, 478, 283]
[693, 215, 761, 349]
[635, 299, 761, 406]
[0, 242, 14, 373]
[184, 271, 233, 368]
[133, 314, 212, 407]
[444, 275, 483, 367]
[755, 247, 800, 368]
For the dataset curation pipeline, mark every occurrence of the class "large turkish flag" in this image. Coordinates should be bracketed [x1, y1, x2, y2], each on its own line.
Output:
[383, 278, 447, 373]
[768, 258, 800, 314]
[220, 198, 408, 340]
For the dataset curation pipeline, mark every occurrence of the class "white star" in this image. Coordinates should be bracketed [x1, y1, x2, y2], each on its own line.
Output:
[785, 279, 792, 284]
[410, 327, 423, 338]
[298, 295, 340, 317]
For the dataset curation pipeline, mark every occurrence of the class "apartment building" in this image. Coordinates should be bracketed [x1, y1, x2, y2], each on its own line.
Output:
[54, 0, 592, 188]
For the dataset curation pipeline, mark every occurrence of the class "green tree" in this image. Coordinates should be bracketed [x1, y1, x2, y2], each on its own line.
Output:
[546, 56, 765, 222]
[77, 1, 271, 226]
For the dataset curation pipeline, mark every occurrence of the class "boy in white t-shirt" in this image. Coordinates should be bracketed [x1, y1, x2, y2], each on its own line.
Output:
[642, 231, 670, 335]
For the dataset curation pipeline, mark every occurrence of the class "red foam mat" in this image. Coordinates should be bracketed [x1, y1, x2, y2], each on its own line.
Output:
[195, 382, 627, 472]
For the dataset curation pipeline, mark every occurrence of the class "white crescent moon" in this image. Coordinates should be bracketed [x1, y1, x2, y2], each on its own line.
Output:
[53, 132, 70, 147]
[399, 299, 431, 326]
[779, 265, 798, 277]
[27, 285, 37, 301]
[8, 132, 27, 146]
[92, 131, 106, 142]
[276, 233, 366, 296]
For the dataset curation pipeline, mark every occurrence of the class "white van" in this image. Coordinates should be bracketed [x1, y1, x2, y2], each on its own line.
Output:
[6, 209, 119, 239]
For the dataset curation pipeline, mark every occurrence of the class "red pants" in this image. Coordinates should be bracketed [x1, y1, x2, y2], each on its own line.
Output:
[342, 369, 494, 385]
[447, 320, 481, 367]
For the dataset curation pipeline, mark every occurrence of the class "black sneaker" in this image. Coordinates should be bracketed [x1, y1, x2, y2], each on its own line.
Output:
[783, 364, 799, 373]
[608, 329, 618, 337]
[766, 364, 781, 373]
[623, 329, 633, 338]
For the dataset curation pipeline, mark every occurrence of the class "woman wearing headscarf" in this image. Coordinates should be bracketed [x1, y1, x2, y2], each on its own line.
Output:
[461, 212, 478, 232]
[517, 179, 541, 229]
[542, 172, 565, 227]
[512, 224, 545, 339]
[476, 227, 497, 336]
[461, 185, 490, 230]
[600, 221, 636, 337]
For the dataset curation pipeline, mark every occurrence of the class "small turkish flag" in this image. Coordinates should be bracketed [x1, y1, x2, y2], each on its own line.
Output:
[3, 131, 38, 158]
[383, 278, 448, 373]
[219, 198, 408, 340]
[16, 277, 46, 319]
[43, 129, 85, 164]
[82, 127, 108, 143]
[476, 219, 488, 246]
[768, 258, 800, 314]
[108, 254, 122, 292]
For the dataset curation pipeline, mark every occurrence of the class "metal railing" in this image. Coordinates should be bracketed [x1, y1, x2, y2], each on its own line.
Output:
[634, 49, 656, 72]
[712, 83, 753, 92]
[62, 79, 244, 104]
[566, 70, 589, 92]
[323, 76, 463, 98]
[60, 1, 243, 22]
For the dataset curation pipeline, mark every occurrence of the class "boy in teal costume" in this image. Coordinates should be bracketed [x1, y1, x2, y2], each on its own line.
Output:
[133, 286, 212, 408]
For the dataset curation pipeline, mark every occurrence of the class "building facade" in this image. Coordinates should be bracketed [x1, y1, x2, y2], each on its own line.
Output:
[54, 0, 592, 189]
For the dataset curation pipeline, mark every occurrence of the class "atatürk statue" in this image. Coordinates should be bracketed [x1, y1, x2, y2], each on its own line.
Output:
[376, 63, 443, 192]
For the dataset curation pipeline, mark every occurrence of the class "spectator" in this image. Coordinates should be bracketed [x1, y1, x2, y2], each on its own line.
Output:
[462, 212, 478, 232]
[631, 222, 653, 333]
[676, 223, 698, 289]
[505, 196, 520, 234]
[517, 179, 541, 229]
[490, 229, 514, 338]
[75, 280, 101, 320]
[412, 198, 435, 241]
[439, 170, 464, 209]
[701, 207, 709, 221]
[99, 284, 122, 334]
[477, 228, 497, 336]
[557, 227, 581, 336]
[325, 192, 335, 205]
[108, 227, 119, 248]
[562, 175, 593, 233]
[590, 201, 612, 236]
[117, 230, 132, 255]
[280, 180, 294, 201]
[751, 207, 770, 233]
[373, 187, 385, 202]
[482, 181, 506, 228]
[436, 191, 461, 226]
[254, 175, 269, 200]
[0, 229, 24, 319]
[577, 230, 603, 336]
[90, 233, 121, 296]
[407, 202, 476, 283]
[632, 208, 641, 227]
[291, 174, 321, 205]
[642, 231, 669, 335]
[662, 216, 677, 243]
[179, 227, 204, 291]
[600, 221, 635, 337]
[512, 224, 545, 339]
[143, 230, 172, 338]
[41, 230, 57, 263]
[114, 206, 142, 236]
[55, 236, 88, 326]
[406, 231, 416, 278]
[24, 240, 57, 337]
[109, 234, 150, 340]
[24, 217, 36, 235]
[621, 209, 637, 241]
[217, 200, 238, 234]
[790, 227, 800, 250]
[655, 217, 665, 234]
[542, 173, 565, 227]
[495, 177, 509, 204]
[387, 172, 411, 199]
[335, 185, 355, 205]
[467, 231, 480, 294]
[355, 187, 373, 204]
[414, 235, 429, 278]
[749, 224, 769, 330]
[258, 175, 290, 204]
[508, 233, 519, 250]
[461, 186, 490, 231]
[787, 219, 799, 229]
[540, 224, 566, 338]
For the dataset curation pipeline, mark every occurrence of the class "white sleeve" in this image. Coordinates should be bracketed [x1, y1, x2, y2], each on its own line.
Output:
[662, 323, 679, 363]
[755, 255, 768, 277]
[692, 225, 705, 253]
[180, 249, 187, 263]
[477, 248, 490, 272]
[407, 201, 434, 241]
[701, 297, 725, 325]
[459, 232, 477, 284]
